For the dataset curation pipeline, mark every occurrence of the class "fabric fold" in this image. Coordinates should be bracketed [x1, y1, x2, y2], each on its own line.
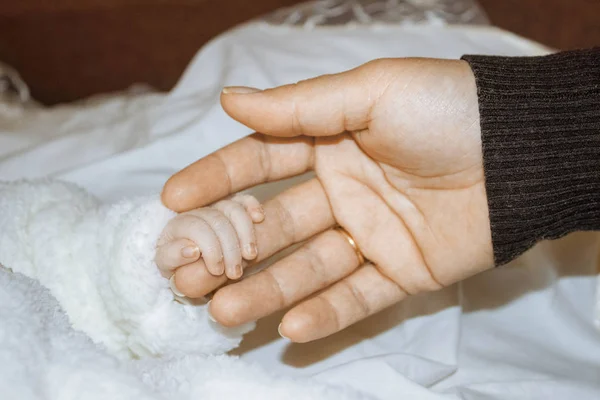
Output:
[0, 179, 253, 359]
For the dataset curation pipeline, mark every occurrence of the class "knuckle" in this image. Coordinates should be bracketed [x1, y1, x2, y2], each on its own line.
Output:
[212, 217, 233, 232]
[178, 215, 206, 232]
[222, 242, 242, 256]
[270, 198, 296, 245]
[318, 296, 341, 332]
[262, 270, 286, 309]
[340, 280, 370, 318]
[201, 244, 222, 257]
[291, 98, 305, 136]
[298, 245, 327, 284]
[256, 137, 272, 182]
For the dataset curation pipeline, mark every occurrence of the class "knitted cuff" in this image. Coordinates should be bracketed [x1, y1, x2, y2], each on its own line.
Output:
[462, 48, 600, 265]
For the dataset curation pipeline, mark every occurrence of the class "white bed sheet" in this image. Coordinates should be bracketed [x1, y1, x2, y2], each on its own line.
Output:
[1, 22, 598, 399]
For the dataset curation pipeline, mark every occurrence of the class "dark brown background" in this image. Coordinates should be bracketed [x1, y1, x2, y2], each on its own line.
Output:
[0, 0, 598, 105]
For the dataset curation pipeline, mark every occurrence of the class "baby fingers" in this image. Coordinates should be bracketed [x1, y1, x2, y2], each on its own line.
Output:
[165, 212, 238, 278]
[231, 194, 265, 223]
[212, 195, 262, 262]
[155, 238, 200, 277]
[158, 194, 264, 286]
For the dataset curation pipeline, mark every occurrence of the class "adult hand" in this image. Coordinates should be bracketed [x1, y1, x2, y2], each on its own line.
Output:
[161, 58, 494, 343]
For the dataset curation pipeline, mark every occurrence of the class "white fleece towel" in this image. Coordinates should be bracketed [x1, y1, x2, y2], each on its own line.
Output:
[0, 179, 371, 400]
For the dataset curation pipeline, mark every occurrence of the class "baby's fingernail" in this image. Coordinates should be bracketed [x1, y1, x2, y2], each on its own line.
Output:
[181, 245, 199, 259]
[278, 323, 290, 340]
[222, 86, 261, 95]
[169, 275, 186, 298]
[245, 243, 257, 258]
[207, 301, 217, 323]
[233, 264, 243, 279]
[216, 260, 225, 275]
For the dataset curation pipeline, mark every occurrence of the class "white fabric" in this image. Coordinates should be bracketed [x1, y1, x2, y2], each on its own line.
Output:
[0, 180, 254, 358]
[0, 179, 367, 400]
[0, 274, 365, 400]
[0, 22, 599, 399]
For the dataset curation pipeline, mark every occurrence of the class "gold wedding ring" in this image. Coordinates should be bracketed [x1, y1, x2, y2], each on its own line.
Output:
[334, 226, 365, 265]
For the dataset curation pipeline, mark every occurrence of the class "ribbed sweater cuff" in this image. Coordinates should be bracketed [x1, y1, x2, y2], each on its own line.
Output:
[462, 48, 600, 266]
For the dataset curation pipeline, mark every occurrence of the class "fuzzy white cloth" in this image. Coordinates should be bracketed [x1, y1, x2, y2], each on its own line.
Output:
[0, 179, 369, 400]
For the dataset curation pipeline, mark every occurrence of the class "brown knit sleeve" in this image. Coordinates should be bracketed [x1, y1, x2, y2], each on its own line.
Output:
[461, 48, 600, 266]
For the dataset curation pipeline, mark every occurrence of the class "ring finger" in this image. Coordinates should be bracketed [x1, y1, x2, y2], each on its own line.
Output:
[209, 227, 365, 327]
[280, 264, 406, 342]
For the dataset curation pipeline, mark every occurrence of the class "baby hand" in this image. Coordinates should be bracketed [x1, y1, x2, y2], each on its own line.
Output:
[155, 194, 264, 283]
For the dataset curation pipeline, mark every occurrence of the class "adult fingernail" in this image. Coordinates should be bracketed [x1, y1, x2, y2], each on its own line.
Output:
[169, 275, 186, 298]
[222, 86, 262, 95]
[207, 300, 217, 322]
[181, 245, 199, 259]
[278, 323, 290, 340]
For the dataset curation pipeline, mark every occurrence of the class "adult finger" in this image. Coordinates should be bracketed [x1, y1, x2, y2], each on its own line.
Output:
[162, 134, 314, 212]
[171, 258, 223, 298]
[279, 264, 406, 343]
[220, 59, 391, 137]
[173, 178, 335, 298]
[208, 228, 364, 327]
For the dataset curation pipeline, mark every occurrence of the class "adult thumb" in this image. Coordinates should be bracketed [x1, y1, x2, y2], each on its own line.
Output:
[220, 60, 391, 137]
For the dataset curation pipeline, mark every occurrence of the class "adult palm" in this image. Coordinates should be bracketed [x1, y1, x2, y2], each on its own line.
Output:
[162, 58, 494, 342]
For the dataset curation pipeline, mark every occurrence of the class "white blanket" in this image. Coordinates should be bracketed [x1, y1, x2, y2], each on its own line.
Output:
[0, 179, 368, 400]
[1, 22, 599, 399]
